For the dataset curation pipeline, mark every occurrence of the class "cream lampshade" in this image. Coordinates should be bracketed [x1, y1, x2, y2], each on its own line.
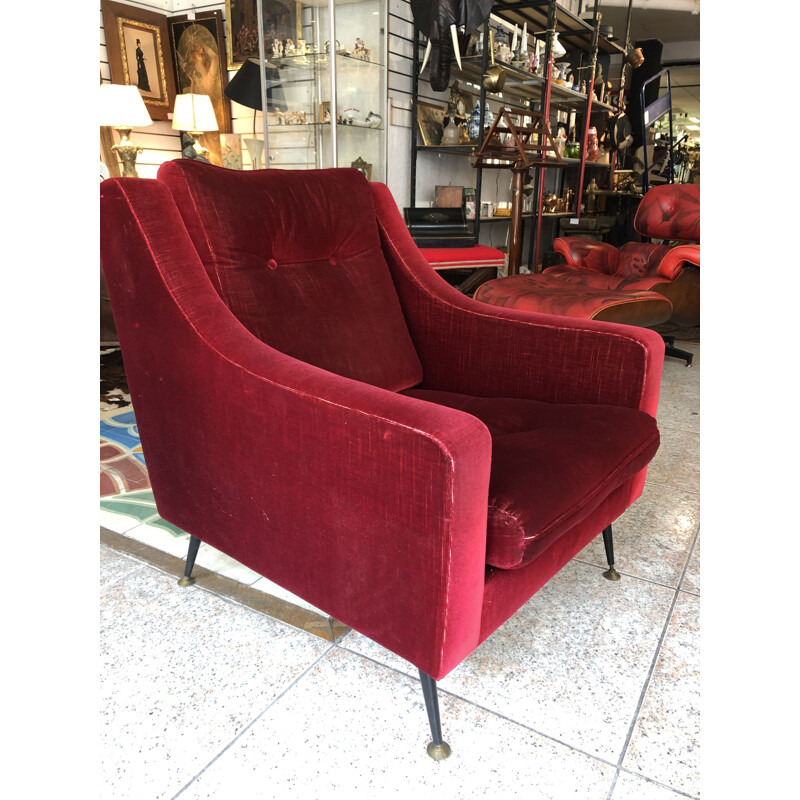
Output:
[99, 83, 153, 177]
[172, 93, 219, 158]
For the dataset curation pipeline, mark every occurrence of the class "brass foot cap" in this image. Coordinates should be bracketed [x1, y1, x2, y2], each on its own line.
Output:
[603, 567, 621, 581]
[177, 576, 196, 587]
[427, 741, 452, 760]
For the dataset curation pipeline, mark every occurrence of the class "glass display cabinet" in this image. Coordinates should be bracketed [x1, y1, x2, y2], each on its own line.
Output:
[248, 0, 387, 180]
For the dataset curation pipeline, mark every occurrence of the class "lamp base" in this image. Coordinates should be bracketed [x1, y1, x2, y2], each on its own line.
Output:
[179, 133, 210, 163]
[187, 130, 209, 158]
[244, 137, 265, 170]
[112, 127, 143, 178]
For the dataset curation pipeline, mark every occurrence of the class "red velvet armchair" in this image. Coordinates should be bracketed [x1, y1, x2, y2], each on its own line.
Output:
[100, 161, 664, 759]
[552, 184, 700, 363]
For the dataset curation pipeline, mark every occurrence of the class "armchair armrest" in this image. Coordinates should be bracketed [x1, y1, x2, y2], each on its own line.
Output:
[552, 237, 620, 274]
[657, 243, 700, 280]
[370, 184, 664, 420]
[101, 178, 491, 680]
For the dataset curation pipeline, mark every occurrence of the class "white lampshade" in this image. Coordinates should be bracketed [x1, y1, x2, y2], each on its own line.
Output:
[100, 83, 152, 128]
[172, 93, 219, 133]
[552, 34, 567, 58]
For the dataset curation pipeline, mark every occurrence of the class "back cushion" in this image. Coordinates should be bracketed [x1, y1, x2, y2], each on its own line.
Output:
[158, 161, 423, 392]
[617, 242, 672, 279]
[634, 184, 700, 243]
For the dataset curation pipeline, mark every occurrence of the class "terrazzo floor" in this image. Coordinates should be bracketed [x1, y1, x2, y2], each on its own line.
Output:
[100, 340, 700, 799]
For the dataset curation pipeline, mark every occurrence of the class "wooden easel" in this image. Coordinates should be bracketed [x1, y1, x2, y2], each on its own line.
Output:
[472, 107, 562, 275]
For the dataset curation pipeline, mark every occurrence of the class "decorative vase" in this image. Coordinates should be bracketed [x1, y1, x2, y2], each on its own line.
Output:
[586, 127, 600, 162]
[442, 116, 461, 145]
[468, 102, 482, 142]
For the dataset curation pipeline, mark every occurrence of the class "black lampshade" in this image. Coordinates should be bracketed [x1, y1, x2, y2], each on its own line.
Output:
[224, 57, 286, 112]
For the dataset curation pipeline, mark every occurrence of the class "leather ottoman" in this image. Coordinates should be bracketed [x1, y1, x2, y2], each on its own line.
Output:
[474, 273, 673, 327]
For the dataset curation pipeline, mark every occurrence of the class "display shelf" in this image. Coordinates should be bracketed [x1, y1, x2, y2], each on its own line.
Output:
[436, 56, 616, 114]
[247, 0, 386, 179]
[409, 2, 621, 273]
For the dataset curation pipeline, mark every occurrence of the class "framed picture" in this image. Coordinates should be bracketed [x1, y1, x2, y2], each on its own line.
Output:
[225, 1, 302, 69]
[102, 0, 176, 121]
[220, 133, 243, 170]
[351, 157, 372, 181]
[168, 10, 232, 134]
[417, 100, 445, 146]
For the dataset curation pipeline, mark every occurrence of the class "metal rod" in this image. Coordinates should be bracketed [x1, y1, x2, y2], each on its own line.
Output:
[575, 6, 600, 217]
[532, 1, 556, 271]
[410, 24, 419, 206]
[256, 0, 270, 168]
[328, 0, 338, 167]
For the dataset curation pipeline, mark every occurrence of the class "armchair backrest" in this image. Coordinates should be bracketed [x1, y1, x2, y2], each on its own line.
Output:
[157, 160, 423, 392]
[633, 184, 700, 243]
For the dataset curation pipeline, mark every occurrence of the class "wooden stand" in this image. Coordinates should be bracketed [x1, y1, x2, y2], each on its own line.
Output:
[472, 107, 562, 276]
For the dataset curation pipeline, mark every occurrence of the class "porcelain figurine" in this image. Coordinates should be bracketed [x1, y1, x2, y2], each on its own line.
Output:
[354, 38, 370, 61]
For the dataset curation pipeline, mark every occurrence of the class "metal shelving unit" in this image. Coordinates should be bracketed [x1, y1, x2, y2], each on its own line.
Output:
[409, 1, 624, 273]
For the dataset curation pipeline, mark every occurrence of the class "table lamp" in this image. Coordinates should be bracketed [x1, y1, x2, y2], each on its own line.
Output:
[99, 83, 153, 177]
[172, 93, 219, 159]
[224, 58, 286, 169]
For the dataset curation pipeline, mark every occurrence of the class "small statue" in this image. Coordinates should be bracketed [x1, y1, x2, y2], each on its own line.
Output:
[586, 178, 599, 213]
[272, 39, 283, 57]
[284, 39, 295, 56]
[353, 38, 370, 61]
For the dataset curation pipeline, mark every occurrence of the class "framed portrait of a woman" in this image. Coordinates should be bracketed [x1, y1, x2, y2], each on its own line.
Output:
[101, 0, 176, 121]
[168, 10, 232, 134]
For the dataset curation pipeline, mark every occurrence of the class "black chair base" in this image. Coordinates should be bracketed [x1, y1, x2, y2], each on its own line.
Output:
[663, 336, 693, 366]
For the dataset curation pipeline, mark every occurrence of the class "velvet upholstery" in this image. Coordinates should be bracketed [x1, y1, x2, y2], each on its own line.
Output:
[158, 160, 423, 392]
[100, 164, 665, 681]
[401, 389, 660, 569]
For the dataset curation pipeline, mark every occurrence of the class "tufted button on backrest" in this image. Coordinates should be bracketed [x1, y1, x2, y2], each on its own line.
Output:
[157, 160, 423, 392]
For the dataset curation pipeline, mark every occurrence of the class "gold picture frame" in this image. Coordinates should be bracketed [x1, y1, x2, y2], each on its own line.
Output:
[168, 9, 232, 133]
[351, 157, 372, 181]
[101, 0, 176, 121]
[416, 100, 445, 147]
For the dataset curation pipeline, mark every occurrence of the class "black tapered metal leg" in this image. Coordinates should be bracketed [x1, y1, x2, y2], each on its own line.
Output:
[418, 670, 451, 760]
[601, 525, 621, 581]
[177, 535, 201, 586]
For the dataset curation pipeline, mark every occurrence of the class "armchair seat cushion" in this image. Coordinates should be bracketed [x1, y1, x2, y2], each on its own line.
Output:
[401, 389, 660, 570]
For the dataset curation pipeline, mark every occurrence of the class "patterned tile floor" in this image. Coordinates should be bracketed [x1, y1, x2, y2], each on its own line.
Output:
[100, 342, 701, 799]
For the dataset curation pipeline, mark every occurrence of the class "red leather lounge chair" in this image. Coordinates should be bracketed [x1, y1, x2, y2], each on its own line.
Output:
[475, 184, 699, 364]
[551, 184, 699, 364]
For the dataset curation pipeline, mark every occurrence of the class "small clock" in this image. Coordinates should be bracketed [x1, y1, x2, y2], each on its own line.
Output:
[449, 81, 471, 119]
